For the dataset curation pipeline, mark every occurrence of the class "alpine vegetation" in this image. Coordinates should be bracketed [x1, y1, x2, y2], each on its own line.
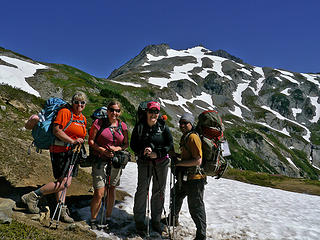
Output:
[1, 44, 320, 180]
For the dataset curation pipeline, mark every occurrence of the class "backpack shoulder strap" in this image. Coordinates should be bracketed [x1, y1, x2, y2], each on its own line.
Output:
[181, 130, 198, 144]
[63, 109, 74, 132]
[95, 118, 109, 141]
[117, 120, 123, 135]
[137, 122, 144, 141]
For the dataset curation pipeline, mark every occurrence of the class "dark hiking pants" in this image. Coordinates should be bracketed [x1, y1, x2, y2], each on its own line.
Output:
[172, 178, 206, 239]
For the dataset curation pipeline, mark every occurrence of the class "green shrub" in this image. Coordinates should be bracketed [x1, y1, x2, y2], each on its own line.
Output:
[100, 88, 136, 125]
[0, 220, 56, 240]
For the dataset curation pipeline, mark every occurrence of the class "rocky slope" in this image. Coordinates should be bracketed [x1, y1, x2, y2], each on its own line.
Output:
[1, 44, 320, 179]
[107, 44, 320, 179]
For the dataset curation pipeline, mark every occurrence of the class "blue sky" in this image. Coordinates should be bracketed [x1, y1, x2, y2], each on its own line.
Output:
[1, 0, 319, 78]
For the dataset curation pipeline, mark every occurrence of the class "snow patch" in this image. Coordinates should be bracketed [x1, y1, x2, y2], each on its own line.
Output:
[76, 162, 320, 240]
[110, 80, 142, 87]
[0, 56, 47, 97]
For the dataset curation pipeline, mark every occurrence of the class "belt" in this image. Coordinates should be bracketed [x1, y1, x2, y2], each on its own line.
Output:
[153, 154, 169, 163]
[187, 174, 206, 180]
[140, 154, 169, 164]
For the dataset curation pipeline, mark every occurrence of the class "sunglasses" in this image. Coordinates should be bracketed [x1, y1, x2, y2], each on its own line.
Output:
[73, 100, 86, 105]
[148, 109, 160, 114]
[108, 108, 121, 113]
[179, 121, 190, 125]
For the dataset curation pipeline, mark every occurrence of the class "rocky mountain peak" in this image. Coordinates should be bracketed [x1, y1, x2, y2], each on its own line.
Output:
[140, 43, 170, 57]
[210, 49, 245, 64]
[106, 44, 320, 179]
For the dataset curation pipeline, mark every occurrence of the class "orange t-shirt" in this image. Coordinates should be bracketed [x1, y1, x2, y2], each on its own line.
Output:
[50, 108, 87, 153]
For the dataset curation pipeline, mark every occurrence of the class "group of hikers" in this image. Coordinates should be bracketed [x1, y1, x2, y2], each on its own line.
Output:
[21, 91, 208, 240]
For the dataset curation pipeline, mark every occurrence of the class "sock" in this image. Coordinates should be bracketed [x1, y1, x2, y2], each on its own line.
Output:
[34, 188, 43, 197]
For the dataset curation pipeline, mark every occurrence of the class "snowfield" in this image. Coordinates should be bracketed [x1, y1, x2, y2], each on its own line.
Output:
[77, 162, 320, 240]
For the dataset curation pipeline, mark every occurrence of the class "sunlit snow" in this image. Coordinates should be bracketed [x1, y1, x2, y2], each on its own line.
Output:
[292, 108, 302, 119]
[301, 73, 320, 88]
[110, 80, 142, 88]
[145, 46, 233, 89]
[257, 121, 290, 137]
[160, 92, 214, 114]
[228, 106, 243, 119]
[281, 88, 291, 96]
[286, 157, 299, 170]
[276, 69, 300, 85]
[0, 56, 47, 97]
[232, 81, 251, 111]
[261, 106, 311, 142]
[76, 162, 320, 240]
[251, 67, 265, 95]
[309, 96, 320, 123]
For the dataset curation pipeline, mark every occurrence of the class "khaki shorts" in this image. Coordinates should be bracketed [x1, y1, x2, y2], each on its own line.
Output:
[92, 161, 122, 189]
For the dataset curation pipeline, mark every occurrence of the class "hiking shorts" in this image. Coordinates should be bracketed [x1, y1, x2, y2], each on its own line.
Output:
[92, 161, 122, 189]
[50, 151, 79, 179]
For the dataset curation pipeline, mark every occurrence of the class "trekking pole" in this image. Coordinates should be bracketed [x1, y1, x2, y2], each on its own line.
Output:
[49, 144, 81, 229]
[151, 158, 171, 239]
[170, 159, 176, 240]
[146, 163, 151, 238]
[99, 159, 112, 229]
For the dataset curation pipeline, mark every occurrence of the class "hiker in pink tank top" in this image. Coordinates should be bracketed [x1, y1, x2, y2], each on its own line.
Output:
[88, 100, 129, 230]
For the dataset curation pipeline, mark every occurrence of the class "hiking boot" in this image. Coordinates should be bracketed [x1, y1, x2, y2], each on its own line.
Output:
[135, 221, 147, 236]
[194, 235, 206, 240]
[161, 215, 179, 226]
[60, 205, 74, 223]
[151, 221, 164, 235]
[90, 219, 98, 230]
[21, 191, 40, 214]
[100, 218, 112, 232]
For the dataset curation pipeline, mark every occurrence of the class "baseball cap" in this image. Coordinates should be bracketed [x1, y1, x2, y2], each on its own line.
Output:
[147, 101, 160, 110]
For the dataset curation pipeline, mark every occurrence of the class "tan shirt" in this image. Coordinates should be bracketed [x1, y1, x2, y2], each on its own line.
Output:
[181, 133, 202, 162]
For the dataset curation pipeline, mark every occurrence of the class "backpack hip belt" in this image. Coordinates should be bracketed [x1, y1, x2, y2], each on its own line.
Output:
[184, 165, 203, 175]
[152, 154, 169, 164]
[187, 173, 206, 181]
[53, 138, 70, 147]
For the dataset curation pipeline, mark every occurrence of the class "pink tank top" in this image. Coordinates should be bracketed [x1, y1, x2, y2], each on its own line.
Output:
[93, 119, 127, 148]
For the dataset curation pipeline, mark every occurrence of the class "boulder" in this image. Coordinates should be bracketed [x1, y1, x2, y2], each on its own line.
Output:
[0, 198, 16, 224]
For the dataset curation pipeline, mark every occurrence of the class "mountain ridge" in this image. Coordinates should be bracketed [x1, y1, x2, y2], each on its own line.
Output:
[1, 44, 320, 180]
[105, 44, 320, 179]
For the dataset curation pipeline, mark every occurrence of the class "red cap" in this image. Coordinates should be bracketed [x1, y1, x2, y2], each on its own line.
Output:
[147, 101, 160, 110]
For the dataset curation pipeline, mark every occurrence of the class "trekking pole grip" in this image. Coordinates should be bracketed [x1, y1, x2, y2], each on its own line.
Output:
[73, 143, 81, 153]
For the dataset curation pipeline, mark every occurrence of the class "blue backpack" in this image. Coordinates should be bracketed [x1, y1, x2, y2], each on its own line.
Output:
[31, 98, 72, 151]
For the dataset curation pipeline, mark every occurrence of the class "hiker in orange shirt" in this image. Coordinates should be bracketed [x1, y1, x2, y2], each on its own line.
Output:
[21, 91, 87, 223]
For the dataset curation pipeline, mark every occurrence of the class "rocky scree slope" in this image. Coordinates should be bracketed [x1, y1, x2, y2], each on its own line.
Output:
[107, 44, 320, 179]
